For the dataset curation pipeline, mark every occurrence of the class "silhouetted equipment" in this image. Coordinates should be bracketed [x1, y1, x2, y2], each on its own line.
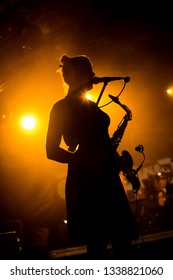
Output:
[93, 76, 130, 84]
[95, 77, 145, 193]
[108, 80, 145, 193]
[0, 220, 23, 259]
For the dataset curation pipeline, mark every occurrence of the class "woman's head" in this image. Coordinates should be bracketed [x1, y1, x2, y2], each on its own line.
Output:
[59, 54, 95, 91]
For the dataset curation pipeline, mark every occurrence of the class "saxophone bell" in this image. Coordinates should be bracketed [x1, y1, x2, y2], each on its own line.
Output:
[119, 150, 133, 173]
[126, 170, 141, 193]
[119, 150, 141, 193]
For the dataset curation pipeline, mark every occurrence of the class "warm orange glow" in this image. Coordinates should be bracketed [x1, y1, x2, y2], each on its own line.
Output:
[167, 88, 173, 95]
[20, 115, 37, 131]
[86, 93, 92, 100]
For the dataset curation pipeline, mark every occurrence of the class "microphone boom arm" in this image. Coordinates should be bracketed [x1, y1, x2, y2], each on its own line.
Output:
[96, 77, 129, 106]
[96, 81, 108, 106]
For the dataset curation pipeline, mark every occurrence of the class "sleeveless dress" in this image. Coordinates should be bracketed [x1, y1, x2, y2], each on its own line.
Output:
[50, 94, 139, 244]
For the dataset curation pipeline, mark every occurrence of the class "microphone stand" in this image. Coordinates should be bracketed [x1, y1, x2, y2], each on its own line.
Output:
[96, 79, 127, 106]
[96, 81, 108, 106]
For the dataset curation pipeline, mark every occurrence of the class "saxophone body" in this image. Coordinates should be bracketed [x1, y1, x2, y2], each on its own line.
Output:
[110, 103, 132, 150]
[110, 97, 141, 193]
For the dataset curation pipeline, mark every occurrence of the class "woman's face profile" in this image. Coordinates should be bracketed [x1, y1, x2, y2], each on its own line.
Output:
[70, 66, 95, 91]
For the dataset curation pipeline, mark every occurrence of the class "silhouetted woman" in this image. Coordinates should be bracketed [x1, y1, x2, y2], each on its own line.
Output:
[46, 54, 138, 259]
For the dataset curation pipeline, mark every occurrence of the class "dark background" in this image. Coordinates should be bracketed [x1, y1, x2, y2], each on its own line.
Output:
[0, 0, 173, 249]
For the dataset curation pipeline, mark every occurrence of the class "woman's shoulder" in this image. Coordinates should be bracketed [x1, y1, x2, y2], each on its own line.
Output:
[52, 97, 67, 108]
[49, 98, 68, 116]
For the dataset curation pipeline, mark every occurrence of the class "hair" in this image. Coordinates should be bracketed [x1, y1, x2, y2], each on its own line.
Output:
[59, 54, 93, 85]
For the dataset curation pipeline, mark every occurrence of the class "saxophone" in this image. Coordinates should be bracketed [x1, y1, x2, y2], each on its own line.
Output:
[108, 94, 144, 193]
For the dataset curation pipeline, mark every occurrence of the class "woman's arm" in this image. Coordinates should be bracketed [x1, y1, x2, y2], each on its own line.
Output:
[46, 104, 74, 163]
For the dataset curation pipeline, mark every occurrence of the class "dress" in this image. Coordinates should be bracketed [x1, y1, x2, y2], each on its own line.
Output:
[50, 94, 139, 244]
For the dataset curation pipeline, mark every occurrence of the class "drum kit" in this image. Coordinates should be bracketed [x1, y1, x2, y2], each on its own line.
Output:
[125, 171, 173, 232]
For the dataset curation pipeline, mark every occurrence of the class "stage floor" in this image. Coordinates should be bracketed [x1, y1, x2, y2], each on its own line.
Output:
[48, 229, 173, 260]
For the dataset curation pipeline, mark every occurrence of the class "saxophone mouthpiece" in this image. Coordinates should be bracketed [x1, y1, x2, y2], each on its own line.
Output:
[108, 94, 119, 103]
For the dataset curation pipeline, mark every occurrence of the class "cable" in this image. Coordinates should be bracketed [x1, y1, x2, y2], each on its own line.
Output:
[98, 80, 127, 108]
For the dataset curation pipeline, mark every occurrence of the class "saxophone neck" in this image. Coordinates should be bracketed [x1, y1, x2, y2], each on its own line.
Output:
[125, 111, 132, 121]
[110, 100, 132, 149]
[112, 97, 132, 120]
[120, 103, 132, 120]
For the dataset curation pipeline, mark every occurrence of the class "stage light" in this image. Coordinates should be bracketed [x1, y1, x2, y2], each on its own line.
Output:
[167, 88, 173, 95]
[86, 93, 92, 100]
[20, 115, 37, 131]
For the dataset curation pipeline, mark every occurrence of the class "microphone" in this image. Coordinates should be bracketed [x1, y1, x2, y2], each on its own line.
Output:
[93, 76, 130, 84]
[135, 145, 144, 153]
